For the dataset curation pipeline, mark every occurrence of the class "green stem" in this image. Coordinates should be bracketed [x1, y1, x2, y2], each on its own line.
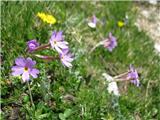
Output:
[77, 79, 83, 91]
[27, 82, 35, 107]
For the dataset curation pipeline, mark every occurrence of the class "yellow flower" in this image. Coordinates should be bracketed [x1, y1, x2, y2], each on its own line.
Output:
[117, 21, 125, 28]
[37, 12, 56, 24]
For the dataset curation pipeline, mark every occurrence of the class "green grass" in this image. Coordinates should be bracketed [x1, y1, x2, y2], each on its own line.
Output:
[1, 1, 160, 120]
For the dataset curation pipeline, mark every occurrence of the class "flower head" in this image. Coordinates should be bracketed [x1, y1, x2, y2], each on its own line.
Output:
[128, 65, 140, 87]
[60, 49, 74, 68]
[88, 15, 97, 28]
[27, 40, 39, 52]
[49, 31, 69, 53]
[37, 12, 56, 24]
[104, 32, 117, 52]
[117, 21, 125, 28]
[11, 57, 39, 82]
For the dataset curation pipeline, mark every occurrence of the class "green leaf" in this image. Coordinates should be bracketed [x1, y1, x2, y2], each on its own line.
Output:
[23, 95, 29, 103]
[59, 113, 65, 120]
[38, 113, 50, 119]
[64, 109, 72, 118]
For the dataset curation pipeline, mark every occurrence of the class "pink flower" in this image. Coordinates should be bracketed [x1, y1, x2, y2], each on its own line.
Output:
[60, 49, 74, 68]
[128, 65, 140, 87]
[11, 57, 39, 82]
[27, 40, 39, 52]
[104, 32, 117, 52]
[49, 31, 68, 53]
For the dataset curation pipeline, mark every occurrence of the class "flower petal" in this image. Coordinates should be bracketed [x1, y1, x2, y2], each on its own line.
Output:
[26, 57, 36, 68]
[57, 42, 68, 49]
[64, 56, 74, 62]
[30, 69, 39, 78]
[12, 70, 24, 76]
[62, 60, 72, 68]
[22, 72, 30, 82]
[11, 66, 24, 76]
[12, 66, 23, 71]
[55, 45, 62, 53]
[61, 49, 69, 54]
[15, 57, 26, 66]
[56, 31, 63, 41]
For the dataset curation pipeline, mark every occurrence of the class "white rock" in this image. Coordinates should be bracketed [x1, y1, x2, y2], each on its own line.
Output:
[102, 73, 120, 96]
[142, 10, 150, 18]
[148, 0, 157, 5]
[154, 42, 160, 53]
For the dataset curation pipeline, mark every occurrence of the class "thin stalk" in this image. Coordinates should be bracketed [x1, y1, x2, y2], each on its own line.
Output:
[33, 54, 59, 61]
[34, 43, 50, 52]
[113, 71, 129, 79]
[113, 77, 133, 82]
[89, 41, 104, 54]
[77, 79, 83, 91]
[27, 82, 35, 107]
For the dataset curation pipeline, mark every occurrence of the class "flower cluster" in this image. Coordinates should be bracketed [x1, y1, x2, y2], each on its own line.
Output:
[49, 31, 74, 67]
[12, 30, 74, 82]
[11, 12, 140, 95]
[9, 11, 142, 108]
[12, 11, 74, 82]
[26, 31, 74, 68]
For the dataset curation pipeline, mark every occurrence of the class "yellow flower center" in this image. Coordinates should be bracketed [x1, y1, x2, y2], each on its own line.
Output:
[24, 67, 28, 71]
[53, 40, 57, 45]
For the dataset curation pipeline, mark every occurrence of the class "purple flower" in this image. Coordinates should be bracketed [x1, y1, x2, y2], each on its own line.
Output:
[128, 65, 140, 87]
[88, 15, 97, 28]
[60, 49, 74, 68]
[104, 32, 117, 52]
[11, 57, 39, 82]
[49, 31, 69, 53]
[27, 40, 39, 52]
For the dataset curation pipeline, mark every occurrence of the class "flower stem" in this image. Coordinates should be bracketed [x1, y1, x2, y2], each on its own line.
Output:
[89, 41, 104, 54]
[77, 79, 83, 91]
[113, 71, 129, 79]
[33, 54, 59, 61]
[27, 82, 35, 107]
[34, 43, 50, 52]
[113, 78, 133, 82]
